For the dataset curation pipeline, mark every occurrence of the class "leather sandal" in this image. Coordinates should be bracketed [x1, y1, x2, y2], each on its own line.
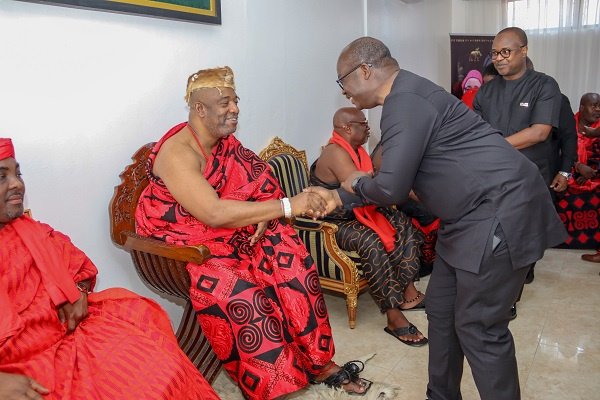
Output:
[384, 324, 428, 347]
[311, 360, 372, 396]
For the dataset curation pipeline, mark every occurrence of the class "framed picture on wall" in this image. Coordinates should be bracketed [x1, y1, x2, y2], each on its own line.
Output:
[17, 0, 221, 25]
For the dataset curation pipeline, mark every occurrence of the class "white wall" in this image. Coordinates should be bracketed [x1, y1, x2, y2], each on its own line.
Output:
[0, 0, 452, 325]
[366, 0, 453, 144]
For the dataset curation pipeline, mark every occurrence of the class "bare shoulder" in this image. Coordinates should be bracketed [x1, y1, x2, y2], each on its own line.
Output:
[154, 135, 203, 176]
[322, 143, 353, 165]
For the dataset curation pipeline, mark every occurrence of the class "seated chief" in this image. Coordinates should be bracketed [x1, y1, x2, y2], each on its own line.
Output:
[0, 138, 219, 400]
[310, 107, 428, 347]
[135, 67, 370, 399]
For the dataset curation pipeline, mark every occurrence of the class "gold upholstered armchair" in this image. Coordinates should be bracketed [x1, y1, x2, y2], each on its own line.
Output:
[258, 137, 368, 329]
[109, 143, 222, 383]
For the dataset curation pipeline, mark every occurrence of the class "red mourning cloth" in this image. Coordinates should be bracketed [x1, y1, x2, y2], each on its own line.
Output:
[0, 221, 219, 399]
[329, 131, 397, 252]
[136, 123, 334, 400]
[568, 113, 600, 192]
[461, 88, 479, 110]
[1, 215, 88, 340]
[0, 138, 15, 160]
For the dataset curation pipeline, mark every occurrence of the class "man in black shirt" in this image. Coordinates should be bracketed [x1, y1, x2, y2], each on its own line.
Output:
[474, 29, 567, 291]
[308, 36, 567, 400]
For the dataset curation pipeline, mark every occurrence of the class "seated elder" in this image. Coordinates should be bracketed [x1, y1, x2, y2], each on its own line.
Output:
[135, 67, 370, 398]
[560, 93, 600, 259]
[0, 138, 219, 400]
[310, 107, 428, 347]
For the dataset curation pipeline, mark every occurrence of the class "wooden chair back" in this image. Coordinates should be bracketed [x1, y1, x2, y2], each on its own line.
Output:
[109, 142, 221, 383]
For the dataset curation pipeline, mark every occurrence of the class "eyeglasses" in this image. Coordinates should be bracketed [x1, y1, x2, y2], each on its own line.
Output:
[336, 63, 373, 90]
[490, 45, 525, 60]
[344, 120, 369, 128]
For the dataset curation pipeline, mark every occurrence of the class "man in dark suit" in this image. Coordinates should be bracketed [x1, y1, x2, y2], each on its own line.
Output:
[308, 37, 567, 400]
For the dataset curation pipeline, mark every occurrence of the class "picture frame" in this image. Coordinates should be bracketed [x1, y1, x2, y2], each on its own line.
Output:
[17, 0, 222, 25]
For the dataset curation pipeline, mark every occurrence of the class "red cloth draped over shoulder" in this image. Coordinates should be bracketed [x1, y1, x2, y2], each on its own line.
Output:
[0, 218, 219, 400]
[1, 215, 92, 340]
[568, 113, 600, 192]
[329, 131, 396, 252]
[135, 123, 335, 399]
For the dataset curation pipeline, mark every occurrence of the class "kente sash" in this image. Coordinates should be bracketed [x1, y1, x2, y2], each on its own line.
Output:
[330, 131, 396, 252]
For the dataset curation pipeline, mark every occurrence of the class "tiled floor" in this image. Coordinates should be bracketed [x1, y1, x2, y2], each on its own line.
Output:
[211, 249, 600, 399]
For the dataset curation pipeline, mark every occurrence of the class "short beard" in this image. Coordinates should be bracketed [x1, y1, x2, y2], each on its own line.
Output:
[6, 206, 24, 220]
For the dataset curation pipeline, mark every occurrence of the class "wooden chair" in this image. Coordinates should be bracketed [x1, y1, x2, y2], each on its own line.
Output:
[258, 137, 369, 329]
[109, 143, 222, 383]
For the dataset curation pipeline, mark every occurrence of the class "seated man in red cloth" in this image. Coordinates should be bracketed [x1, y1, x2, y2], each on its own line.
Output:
[562, 93, 600, 261]
[0, 138, 220, 400]
[310, 107, 428, 347]
[135, 67, 370, 399]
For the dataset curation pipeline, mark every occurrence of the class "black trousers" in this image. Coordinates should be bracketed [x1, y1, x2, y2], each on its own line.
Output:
[426, 223, 529, 400]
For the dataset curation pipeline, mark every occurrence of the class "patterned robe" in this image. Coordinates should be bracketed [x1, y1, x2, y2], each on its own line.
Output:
[0, 219, 219, 400]
[136, 123, 335, 400]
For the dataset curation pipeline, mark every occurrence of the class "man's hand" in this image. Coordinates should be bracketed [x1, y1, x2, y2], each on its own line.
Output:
[303, 186, 342, 214]
[57, 292, 89, 333]
[550, 174, 568, 192]
[290, 191, 328, 220]
[575, 162, 597, 181]
[581, 125, 600, 138]
[0, 372, 49, 400]
[341, 171, 370, 194]
[249, 221, 268, 245]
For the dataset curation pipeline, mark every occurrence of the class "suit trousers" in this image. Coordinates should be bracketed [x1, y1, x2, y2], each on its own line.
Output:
[426, 223, 529, 400]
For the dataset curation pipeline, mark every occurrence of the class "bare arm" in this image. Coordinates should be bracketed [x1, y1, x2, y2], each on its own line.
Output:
[505, 124, 552, 150]
[317, 145, 361, 184]
[155, 141, 325, 228]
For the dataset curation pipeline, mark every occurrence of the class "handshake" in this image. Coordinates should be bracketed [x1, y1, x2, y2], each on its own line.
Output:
[288, 171, 370, 220]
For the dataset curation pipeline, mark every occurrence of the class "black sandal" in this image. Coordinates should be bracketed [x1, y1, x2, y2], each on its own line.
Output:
[384, 324, 428, 347]
[311, 360, 373, 396]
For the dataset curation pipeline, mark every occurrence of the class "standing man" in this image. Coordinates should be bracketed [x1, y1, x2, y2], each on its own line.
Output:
[308, 37, 567, 400]
[473, 27, 563, 287]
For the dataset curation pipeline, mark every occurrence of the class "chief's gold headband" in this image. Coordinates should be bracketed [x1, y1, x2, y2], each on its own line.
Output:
[185, 66, 236, 104]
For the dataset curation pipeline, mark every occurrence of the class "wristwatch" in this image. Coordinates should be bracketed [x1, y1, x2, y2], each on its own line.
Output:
[351, 176, 362, 192]
[558, 171, 572, 180]
[75, 282, 90, 294]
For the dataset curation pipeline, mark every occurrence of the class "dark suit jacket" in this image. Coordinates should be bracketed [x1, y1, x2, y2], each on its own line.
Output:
[339, 69, 567, 273]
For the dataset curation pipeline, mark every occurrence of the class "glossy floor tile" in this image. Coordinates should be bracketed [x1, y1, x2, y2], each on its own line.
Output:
[211, 249, 600, 399]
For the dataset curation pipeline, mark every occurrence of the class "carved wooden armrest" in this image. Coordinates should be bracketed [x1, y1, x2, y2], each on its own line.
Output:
[121, 231, 211, 298]
[121, 231, 210, 264]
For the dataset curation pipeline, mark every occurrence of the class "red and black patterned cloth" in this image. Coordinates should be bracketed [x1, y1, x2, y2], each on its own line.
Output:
[556, 114, 599, 249]
[136, 123, 335, 399]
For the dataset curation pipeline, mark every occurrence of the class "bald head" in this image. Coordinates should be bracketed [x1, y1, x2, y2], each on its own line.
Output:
[580, 92, 600, 106]
[339, 37, 398, 70]
[497, 27, 528, 46]
[333, 107, 365, 132]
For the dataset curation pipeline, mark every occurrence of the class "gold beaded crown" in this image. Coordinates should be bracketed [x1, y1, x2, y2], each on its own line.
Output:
[185, 66, 236, 104]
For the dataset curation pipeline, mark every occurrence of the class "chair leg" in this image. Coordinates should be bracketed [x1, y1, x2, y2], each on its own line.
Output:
[345, 292, 358, 329]
[175, 301, 222, 384]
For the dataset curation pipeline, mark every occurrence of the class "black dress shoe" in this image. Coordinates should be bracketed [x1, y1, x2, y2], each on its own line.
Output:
[524, 265, 535, 284]
[510, 304, 517, 321]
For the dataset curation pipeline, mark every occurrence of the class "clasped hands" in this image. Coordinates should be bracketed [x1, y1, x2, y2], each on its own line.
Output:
[297, 170, 370, 219]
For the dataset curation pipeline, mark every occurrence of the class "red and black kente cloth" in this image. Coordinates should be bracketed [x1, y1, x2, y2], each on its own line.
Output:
[136, 123, 335, 400]
[556, 114, 600, 249]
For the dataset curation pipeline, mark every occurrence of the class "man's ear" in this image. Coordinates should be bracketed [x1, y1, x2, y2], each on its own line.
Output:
[360, 64, 372, 80]
[194, 102, 206, 117]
